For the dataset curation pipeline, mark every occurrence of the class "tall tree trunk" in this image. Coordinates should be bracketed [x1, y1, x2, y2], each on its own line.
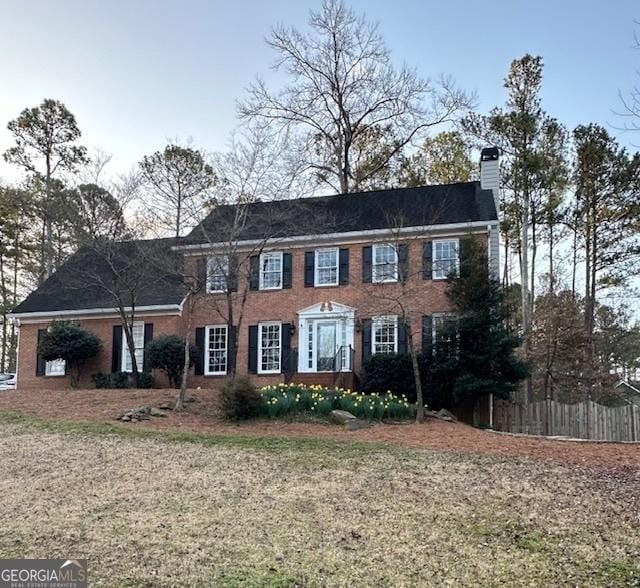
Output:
[177, 296, 194, 411]
[406, 322, 424, 423]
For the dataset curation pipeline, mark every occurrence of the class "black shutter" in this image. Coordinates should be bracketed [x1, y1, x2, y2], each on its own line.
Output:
[304, 251, 315, 287]
[111, 325, 123, 373]
[339, 248, 349, 285]
[281, 323, 292, 373]
[398, 244, 409, 282]
[36, 328, 46, 376]
[227, 325, 236, 374]
[249, 255, 259, 290]
[459, 237, 474, 278]
[228, 255, 239, 292]
[194, 327, 205, 376]
[362, 319, 372, 362]
[362, 246, 372, 283]
[423, 242, 433, 280]
[143, 323, 154, 371]
[422, 315, 433, 356]
[197, 257, 208, 292]
[398, 320, 408, 354]
[282, 253, 292, 289]
[248, 325, 258, 373]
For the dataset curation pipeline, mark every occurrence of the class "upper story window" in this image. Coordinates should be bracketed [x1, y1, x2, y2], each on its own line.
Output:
[372, 243, 398, 283]
[258, 322, 281, 374]
[207, 256, 228, 293]
[260, 252, 283, 290]
[433, 239, 459, 280]
[122, 321, 145, 373]
[315, 248, 338, 286]
[372, 315, 398, 355]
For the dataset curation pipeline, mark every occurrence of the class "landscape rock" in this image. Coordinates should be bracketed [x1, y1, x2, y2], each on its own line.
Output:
[435, 408, 458, 422]
[157, 402, 174, 410]
[344, 418, 371, 431]
[150, 407, 167, 417]
[329, 410, 357, 425]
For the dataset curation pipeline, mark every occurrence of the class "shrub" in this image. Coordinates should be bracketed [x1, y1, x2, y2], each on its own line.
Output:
[219, 376, 262, 420]
[360, 353, 418, 400]
[258, 383, 414, 421]
[39, 320, 102, 387]
[146, 335, 197, 388]
[91, 372, 111, 389]
[109, 371, 130, 388]
[136, 371, 154, 389]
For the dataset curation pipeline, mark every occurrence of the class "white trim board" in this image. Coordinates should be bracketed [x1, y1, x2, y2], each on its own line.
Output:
[176, 221, 499, 255]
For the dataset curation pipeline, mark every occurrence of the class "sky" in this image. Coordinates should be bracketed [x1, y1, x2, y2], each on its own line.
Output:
[0, 0, 639, 183]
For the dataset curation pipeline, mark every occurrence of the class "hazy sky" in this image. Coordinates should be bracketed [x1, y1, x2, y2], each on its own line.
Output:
[1, 0, 639, 183]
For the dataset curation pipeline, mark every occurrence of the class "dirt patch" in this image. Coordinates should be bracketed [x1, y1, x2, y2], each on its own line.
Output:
[1, 387, 639, 476]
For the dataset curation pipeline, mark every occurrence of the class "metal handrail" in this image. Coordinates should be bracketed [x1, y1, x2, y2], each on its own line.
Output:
[332, 344, 354, 386]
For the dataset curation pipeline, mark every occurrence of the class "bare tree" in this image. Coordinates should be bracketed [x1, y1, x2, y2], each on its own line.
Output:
[239, 0, 471, 193]
[139, 143, 217, 237]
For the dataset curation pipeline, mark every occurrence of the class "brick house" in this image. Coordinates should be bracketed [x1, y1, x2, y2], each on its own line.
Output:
[11, 149, 500, 394]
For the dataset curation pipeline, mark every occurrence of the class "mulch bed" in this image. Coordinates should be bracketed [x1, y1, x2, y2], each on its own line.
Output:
[1, 387, 638, 476]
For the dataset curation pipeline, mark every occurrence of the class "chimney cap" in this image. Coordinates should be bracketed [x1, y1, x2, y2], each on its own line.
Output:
[480, 147, 500, 161]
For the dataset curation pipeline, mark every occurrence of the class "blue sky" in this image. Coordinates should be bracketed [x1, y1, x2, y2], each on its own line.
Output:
[1, 0, 639, 182]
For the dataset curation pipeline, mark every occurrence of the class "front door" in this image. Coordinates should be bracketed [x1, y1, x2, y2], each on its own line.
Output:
[316, 321, 337, 372]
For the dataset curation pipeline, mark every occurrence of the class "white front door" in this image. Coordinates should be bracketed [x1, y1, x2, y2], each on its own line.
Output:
[297, 302, 356, 374]
[316, 321, 337, 372]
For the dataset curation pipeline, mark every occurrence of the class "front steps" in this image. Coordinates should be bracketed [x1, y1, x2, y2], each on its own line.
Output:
[288, 372, 358, 390]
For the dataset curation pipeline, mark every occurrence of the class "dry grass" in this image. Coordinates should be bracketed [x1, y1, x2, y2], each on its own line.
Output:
[0, 416, 638, 587]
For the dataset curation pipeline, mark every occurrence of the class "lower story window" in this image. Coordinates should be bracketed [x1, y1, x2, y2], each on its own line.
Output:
[372, 316, 398, 354]
[45, 358, 65, 377]
[122, 321, 145, 373]
[206, 325, 228, 375]
[259, 322, 281, 373]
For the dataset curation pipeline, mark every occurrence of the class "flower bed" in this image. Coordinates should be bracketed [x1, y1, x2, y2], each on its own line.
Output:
[259, 383, 414, 420]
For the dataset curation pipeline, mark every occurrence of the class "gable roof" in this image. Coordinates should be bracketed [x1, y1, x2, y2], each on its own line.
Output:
[12, 238, 188, 316]
[183, 181, 497, 246]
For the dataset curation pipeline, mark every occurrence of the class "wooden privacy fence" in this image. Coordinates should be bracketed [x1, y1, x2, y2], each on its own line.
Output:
[493, 399, 640, 442]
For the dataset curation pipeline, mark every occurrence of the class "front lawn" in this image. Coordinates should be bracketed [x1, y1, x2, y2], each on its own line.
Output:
[0, 415, 637, 586]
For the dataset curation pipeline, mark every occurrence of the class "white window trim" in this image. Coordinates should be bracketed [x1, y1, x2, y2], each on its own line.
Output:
[372, 243, 398, 283]
[258, 321, 282, 374]
[259, 251, 283, 291]
[371, 315, 398, 355]
[45, 358, 66, 377]
[314, 247, 339, 287]
[206, 256, 228, 293]
[205, 324, 228, 375]
[432, 238, 460, 280]
[122, 321, 145, 373]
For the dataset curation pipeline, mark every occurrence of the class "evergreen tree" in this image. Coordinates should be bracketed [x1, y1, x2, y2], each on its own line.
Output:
[440, 240, 529, 403]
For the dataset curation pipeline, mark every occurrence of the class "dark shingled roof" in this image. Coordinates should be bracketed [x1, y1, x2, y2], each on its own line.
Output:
[184, 181, 497, 245]
[12, 238, 188, 315]
[13, 182, 497, 314]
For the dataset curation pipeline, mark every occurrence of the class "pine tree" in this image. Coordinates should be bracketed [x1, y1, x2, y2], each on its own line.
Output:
[440, 240, 529, 403]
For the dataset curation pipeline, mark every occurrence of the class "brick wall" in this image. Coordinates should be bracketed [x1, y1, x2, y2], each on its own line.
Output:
[17, 233, 488, 391]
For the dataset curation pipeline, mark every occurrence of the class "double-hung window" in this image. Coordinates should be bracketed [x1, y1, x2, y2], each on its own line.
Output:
[315, 248, 338, 286]
[207, 256, 228, 293]
[432, 313, 459, 357]
[122, 321, 145, 372]
[433, 239, 459, 279]
[206, 325, 228, 375]
[372, 243, 398, 283]
[372, 316, 398, 355]
[258, 322, 281, 374]
[260, 252, 283, 290]
[45, 358, 65, 377]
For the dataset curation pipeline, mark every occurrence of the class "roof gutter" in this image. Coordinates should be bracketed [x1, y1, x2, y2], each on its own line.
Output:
[11, 303, 184, 323]
[174, 219, 499, 254]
